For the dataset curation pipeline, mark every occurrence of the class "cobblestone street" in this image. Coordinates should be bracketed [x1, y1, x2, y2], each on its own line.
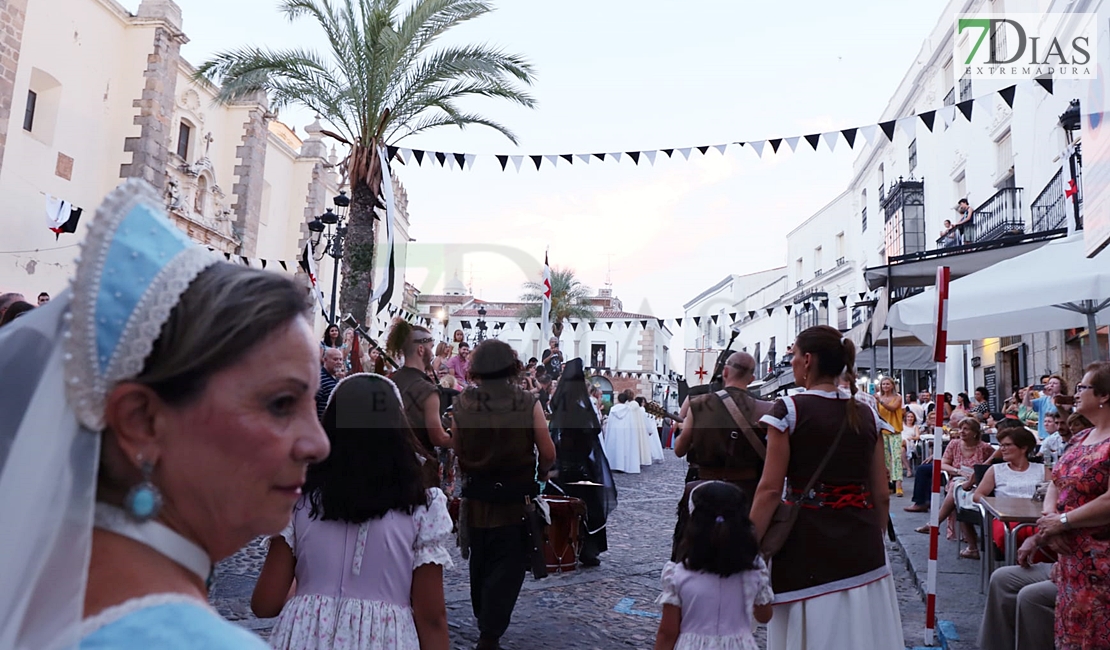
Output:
[211, 450, 929, 649]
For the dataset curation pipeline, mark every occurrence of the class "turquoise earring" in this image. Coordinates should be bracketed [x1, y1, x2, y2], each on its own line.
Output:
[124, 454, 163, 522]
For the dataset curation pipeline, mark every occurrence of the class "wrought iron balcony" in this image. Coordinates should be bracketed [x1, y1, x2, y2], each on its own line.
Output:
[814, 268, 823, 278]
[1032, 161, 1083, 234]
[836, 256, 846, 266]
[796, 279, 804, 288]
[969, 187, 1025, 242]
[943, 88, 956, 107]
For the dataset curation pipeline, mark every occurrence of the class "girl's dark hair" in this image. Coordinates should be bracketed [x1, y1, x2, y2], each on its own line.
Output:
[676, 481, 759, 577]
[467, 339, 520, 381]
[306, 374, 426, 523]
[0, 301, 34, 326]
[795, 325, 859, 431]
[322, 322, 341, 348]
[958, 392, 971, 409]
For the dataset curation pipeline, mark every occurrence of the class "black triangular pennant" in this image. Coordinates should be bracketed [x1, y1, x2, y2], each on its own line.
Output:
[519, 322, 525, 331]
[711, 315, 719, 324]
[606, 321, 613, 329]
[1035, 77, 1053, 95]
[693, 316, 701, 326]
[279, 260, 288, 270]
[657, 319, 664, 329]
[840, 295, 848, 306]
[841, 128, 857, 148]
[386, 145, 398, 160]
[919, 110, 936, 132]
[879, 120, 897, 142]
[560, 154, 573, 164]
[766, 308, 773, 317]
[956, 99, 974, 122]
[639, 320, 647, 329]
[859, 292, 866, 301]
[240, 256, 250, 265]
[624, 321, 631, 328]
[747, 310, 756, 319]
[675, 318, 682, 326]
[627, 151, 640, 164]
[662, 149, 674, 158]
[696, 145, 709, 155]
[784, 305, 792, 315]
[571, 322, 579, 331]
[261, 259, 268, 269]
[453, 152, 466, 168]
[728, 312, 737, 321]
[769, 139, 783, 153]
[592, 153, 606, 162]
[434, 151, 446, 166]
[820, 299, 828, 308]
[413, 149, 425, 165]
[998, 85, 1016, 108]
[804, 134, 821, 150]
[588, 322, 595, 330]
[530, 155, 542, 170]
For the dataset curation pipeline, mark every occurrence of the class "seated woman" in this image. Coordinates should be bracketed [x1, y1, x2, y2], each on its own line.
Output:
[967, 427, 1043, 559]
[913, 418, 995, 551]
[902, 410, 922, 477]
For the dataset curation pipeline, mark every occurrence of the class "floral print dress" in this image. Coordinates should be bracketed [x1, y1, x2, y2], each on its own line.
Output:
[1050, 428, 1110, 650]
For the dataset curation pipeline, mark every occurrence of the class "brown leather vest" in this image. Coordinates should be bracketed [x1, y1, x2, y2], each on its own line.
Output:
[453, 384, 537, 485]
[687, 387, 767, 479]
[391, 367, 437, 455]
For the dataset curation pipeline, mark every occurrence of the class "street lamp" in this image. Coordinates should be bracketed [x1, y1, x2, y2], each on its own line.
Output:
[307, 190, 350, 324]
[476, 305, 488, 342]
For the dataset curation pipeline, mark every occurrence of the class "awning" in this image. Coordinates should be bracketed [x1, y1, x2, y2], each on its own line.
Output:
[758, 368, 795, 398]
[863, 236, 1060, 291]
[856, 345, 937, 372]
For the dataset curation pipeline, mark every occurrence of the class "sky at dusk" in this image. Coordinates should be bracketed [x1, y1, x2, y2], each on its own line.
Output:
[134, 0, 951, 355]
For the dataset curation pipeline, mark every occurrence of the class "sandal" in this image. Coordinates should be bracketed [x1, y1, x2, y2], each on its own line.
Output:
[960, 547, 980, 560]
[915, 524, 930, 534]
[896, 488, 904, 497]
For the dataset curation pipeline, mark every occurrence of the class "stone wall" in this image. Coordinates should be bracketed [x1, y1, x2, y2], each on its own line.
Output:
[230, 98, 270, 256]
[0, 0, 28, 175]
[120, 19, 183, 190]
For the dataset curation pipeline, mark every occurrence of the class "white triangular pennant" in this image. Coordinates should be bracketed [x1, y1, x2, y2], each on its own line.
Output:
[511, 155, 524, 172]
[445, 154, 456, 170]
[859, 125, 878, 145]
[465, 153, 476, 169]
[644, 150, 657, 165]
[545, 154, 559, 168]
[608, 152, 622, 162]
[400, 148, 411, 164]
[576, 153, 591, 164]
[678, 147, 692, 160]
[822, 131, 839, 152]
[785, 137, 800, 152]
[898, 116, 917, 140]
[749, 141, 766, 158]
[940, 104, 956, 128]
[713, 144, 727, 155]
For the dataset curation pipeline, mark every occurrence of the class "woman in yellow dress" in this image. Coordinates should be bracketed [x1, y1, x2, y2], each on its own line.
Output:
[875, 377, 904, 496]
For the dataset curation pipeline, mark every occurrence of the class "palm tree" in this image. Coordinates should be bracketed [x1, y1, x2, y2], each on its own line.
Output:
[519, 267, 595, 338]
[197, 0, 536, 324]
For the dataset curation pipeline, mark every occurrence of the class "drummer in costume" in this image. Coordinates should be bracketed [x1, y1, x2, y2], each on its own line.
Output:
[387, 320, 453, 488]
[672, 352, 770, 558]
[453, 340, 556, 650]
[547, 359, 618, 567]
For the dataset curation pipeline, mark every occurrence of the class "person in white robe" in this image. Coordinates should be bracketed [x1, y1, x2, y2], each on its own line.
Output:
[603, 391, 643, 473]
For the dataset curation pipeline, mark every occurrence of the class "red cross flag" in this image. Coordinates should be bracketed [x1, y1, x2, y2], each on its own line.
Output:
[541, 251, 551, 339]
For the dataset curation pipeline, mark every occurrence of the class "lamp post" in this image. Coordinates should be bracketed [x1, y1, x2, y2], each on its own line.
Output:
[307, 191, 351, 325]
[476, 305, 488, 342]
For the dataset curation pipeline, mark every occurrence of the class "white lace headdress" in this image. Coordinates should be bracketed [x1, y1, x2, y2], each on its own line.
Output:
[0, 179, 219, 649]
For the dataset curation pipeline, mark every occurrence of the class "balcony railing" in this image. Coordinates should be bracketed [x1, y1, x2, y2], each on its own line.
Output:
[796, 280, 803, 288]
[969, 187, 1025, 242]
[814, 268, 823, 277]
[1032, 161, 1084, 234]
[943, 88, 956, 107]
[836, 256, 846, 266]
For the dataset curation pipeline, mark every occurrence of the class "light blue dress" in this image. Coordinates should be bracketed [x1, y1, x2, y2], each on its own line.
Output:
[80, 596, 269, 649]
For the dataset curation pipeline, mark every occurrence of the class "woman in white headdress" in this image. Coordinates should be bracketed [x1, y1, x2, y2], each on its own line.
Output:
[0, 179, 330, 649]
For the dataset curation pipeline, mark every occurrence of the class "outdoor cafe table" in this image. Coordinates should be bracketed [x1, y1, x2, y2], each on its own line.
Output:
[979, 496, 1044, 588]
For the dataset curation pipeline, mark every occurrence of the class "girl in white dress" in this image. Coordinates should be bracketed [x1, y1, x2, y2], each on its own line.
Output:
[252, 374, 453, 650]
[655, 482, 773, 650]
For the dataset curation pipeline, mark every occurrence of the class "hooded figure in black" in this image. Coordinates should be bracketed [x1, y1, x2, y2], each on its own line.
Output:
[547, 358, 618, 566]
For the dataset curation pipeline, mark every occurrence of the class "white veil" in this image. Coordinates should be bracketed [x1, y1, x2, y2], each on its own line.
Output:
[0, 179, 220, 649]
[0, 291, 98, 650]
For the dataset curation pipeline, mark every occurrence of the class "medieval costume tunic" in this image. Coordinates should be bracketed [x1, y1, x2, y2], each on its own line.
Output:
[759, 389, 903, 650]
[391, 366, 441, 488]
[453, 383, 539, 644]
[672, 387, 770, 559]
[548, 359, 618, 564]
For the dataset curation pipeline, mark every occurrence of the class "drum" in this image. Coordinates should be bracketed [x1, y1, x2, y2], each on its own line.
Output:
[541, 496, 586, 573]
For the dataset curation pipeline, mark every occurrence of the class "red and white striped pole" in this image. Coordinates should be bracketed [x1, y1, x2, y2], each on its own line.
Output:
[925, 266, 951, 646]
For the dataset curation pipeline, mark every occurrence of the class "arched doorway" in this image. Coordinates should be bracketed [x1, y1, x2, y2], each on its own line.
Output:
[590, 375, 614, 411]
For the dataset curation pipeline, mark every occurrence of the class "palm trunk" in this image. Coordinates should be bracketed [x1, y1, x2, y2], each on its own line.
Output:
[339, 179, 378, 325]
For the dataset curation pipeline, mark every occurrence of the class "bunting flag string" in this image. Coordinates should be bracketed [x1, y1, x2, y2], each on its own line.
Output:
[371, 79, 1049, 172]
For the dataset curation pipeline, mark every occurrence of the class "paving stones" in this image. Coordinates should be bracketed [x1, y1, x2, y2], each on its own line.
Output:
[210, 450, 928, 648]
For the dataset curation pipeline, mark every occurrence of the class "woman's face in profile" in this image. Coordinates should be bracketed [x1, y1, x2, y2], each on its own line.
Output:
[152, 318, 329, 556]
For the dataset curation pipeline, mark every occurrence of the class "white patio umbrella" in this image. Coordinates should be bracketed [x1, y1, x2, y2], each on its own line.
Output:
[886, 234, 1110, 362]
